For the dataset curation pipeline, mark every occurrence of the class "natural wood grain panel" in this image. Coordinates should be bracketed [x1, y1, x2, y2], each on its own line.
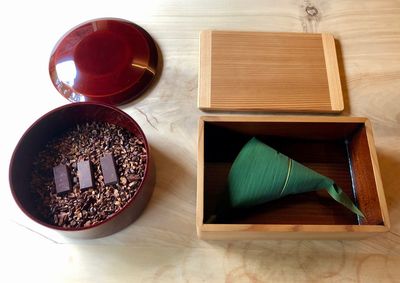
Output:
[198, 31, 212, 108]
[198, 224, 389, 240]
[199, 31, 344, 112]
[196, 118, 205, 234]
[322, 33, 344, 111]
[348, 121, 389, 227]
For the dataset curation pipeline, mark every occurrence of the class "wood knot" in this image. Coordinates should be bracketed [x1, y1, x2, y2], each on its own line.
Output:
[305, 6, 318, 16]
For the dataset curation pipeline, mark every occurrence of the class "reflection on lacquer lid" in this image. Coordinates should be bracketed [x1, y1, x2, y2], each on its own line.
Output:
[49, 18, 158, 105]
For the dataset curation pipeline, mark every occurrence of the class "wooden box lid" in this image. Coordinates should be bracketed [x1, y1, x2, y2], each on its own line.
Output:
[198, 31, 344, 113]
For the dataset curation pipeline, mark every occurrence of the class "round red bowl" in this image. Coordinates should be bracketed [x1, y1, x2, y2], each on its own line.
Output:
[9, 102, 155, 239]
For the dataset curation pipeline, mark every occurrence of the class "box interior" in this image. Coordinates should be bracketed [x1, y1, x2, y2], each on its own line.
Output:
[203, 121, 383, 226]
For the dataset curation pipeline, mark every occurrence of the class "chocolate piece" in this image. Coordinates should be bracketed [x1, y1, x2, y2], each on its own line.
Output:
[31, 122, 147, 228]
[53, 164, 72, 194]
[77, 160, 94, 190]
[100, 153, 118, 185]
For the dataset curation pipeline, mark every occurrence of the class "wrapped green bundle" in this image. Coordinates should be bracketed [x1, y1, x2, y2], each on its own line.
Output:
[226, 137, 364, 218]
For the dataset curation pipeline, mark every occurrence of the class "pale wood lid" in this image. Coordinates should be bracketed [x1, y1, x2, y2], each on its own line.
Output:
[198, 31, 344, 113]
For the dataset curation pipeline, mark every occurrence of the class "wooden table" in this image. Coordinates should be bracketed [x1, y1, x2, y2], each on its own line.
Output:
[1, 0, 400, 282]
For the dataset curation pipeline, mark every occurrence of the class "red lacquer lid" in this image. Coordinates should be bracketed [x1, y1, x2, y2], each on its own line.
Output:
[49, 18, 158, 105]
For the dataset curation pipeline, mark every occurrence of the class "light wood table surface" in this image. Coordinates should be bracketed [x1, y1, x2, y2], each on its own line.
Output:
[1, 0, 400, 282]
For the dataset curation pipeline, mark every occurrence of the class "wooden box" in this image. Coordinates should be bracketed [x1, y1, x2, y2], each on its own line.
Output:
[197, 116, 390, 239]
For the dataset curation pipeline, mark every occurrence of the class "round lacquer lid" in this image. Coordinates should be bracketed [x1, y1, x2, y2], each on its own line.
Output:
[49, 18, 158, 105]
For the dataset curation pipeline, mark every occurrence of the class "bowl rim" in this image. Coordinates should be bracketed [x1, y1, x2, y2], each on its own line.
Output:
[9, 101, 151, 232]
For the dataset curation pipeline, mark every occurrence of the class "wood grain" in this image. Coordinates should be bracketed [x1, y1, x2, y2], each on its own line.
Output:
[321, 33, 344, 111]
[348, 125, 383, 225]
[2, 0, 400, 282]
[198, 31, 344, 112]
[196, 118, 205, 236]
[198, 31, 212, 108]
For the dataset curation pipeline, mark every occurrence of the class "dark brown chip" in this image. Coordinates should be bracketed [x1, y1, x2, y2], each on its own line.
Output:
[53, 164, 72, 194]
[31, 122, 147, 228]
[100, 153, 118, 185]
[77, 160, 94, 190]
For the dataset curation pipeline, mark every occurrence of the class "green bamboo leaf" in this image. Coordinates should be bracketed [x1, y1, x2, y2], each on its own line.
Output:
[227, 137, 364, 218]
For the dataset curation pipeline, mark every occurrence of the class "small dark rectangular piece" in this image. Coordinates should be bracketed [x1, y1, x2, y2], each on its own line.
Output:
[77, 160, 94, 190]
[53, 164, 72, 194]
[100, 153, 118, 185]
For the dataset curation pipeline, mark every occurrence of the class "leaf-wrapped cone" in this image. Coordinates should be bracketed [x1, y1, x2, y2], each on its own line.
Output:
[228, 138, 364, 217]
